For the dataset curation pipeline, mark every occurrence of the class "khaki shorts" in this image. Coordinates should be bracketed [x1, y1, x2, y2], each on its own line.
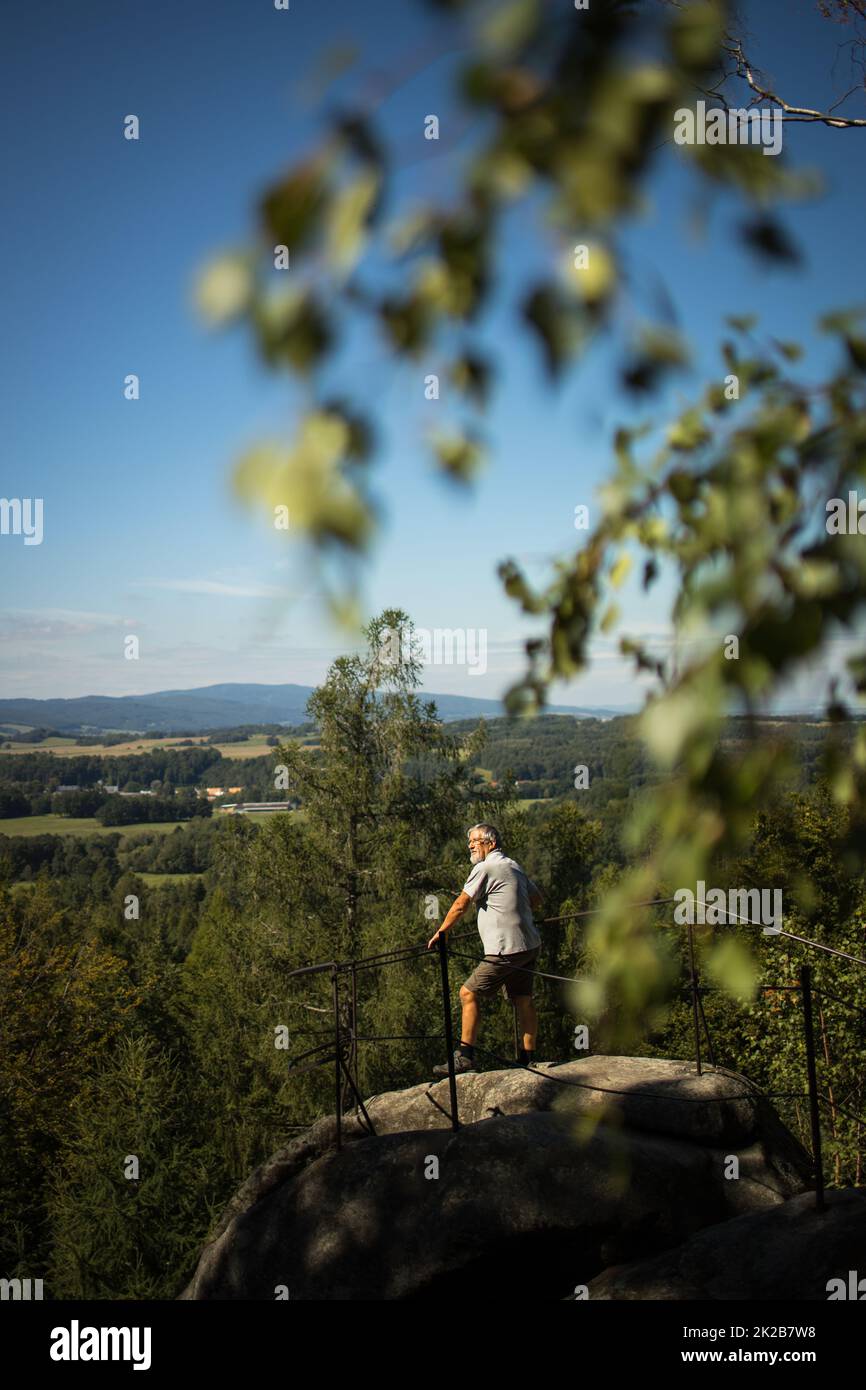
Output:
[463, 948, 540, 1001]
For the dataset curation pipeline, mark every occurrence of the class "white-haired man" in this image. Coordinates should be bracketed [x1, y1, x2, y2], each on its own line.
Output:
[428, 823, 543, 1074]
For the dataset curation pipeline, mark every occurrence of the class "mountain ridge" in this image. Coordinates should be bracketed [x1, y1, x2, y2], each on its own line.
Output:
[0, 682, 627, 734]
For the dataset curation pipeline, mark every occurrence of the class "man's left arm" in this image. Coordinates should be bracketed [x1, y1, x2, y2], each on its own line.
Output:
[427, 891, 472, 949]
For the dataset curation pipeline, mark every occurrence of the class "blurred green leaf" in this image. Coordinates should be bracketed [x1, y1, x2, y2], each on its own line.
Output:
[522, 283, 589, 376]
[449, 352, 492, 404]
[194, 252, 254, 327]
[233, 409, 376, 551]
[326, 169, 381, 274]
[739, 217, 801, 265]
[253, 288, 333, 373]
[704, 935, 760, 1002]
[772, 339, 803, 362]
[725, 314, 758, 333]
[668, 0, 724, 71]
[563, 240, 617, 305]
[845, 335, 866, 371]
[380, 291, 433, 354]
[260, 152, 333, 256]
[430, 430, 486, 483]
[479, 0, 540, 55]
[667, 408, 711, 451]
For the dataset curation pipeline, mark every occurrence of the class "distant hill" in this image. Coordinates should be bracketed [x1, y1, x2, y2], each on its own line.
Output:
[0, 683, 625, 735]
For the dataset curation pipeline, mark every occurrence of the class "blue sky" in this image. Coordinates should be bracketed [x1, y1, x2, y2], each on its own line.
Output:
[2, 0, 865, 710]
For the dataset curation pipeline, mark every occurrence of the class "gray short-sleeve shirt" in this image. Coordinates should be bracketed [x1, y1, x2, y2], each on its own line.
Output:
[461, 848, 541, 955]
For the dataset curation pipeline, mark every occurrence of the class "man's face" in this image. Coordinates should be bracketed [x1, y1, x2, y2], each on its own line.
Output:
[468, 831, 491, 863]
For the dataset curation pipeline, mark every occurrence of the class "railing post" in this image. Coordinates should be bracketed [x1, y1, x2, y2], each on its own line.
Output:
[695, 987, 717, 1068]
[687, 923, 702, 1076]
[437, 936, 460, 1131]
[350, 962, 359, 1113]
[331, 966, 342, 1151]
[800, 965, 825, 1212]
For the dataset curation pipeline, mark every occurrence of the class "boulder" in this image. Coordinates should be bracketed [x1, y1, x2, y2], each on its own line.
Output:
[179, 1057, 814, 1301]
[582, 1188, 866, 1300]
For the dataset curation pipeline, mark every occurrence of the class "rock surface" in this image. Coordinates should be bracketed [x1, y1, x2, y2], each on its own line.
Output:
[580, 1188, 866, 1300]
[179, 1056, 815, 1301]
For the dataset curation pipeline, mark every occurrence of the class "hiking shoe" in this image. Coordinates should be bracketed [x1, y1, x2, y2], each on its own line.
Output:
[433, 1050, 478, 1076]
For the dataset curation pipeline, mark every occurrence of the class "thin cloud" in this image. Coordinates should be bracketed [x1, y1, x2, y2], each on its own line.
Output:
[0, 609, 137, 639]
[138, 578, 292, 598]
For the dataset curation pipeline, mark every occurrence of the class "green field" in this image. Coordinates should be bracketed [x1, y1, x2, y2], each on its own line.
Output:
[0, 811, 302, 839]
[0, 736, 80, 751]
[0, 815, 192, 840]
[5, 870, 204, 891]
[0, 732, 313, 758]
[136, 872, 205, 886]
[0, 735, 213, 757]
[242, 809, 304, 825]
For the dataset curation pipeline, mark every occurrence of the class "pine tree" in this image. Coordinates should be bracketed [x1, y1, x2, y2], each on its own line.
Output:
[46, 1034, 209, 1299]
[182, 609, 491, 1172]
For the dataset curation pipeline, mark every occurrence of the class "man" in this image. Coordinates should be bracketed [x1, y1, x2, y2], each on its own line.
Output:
[427, 823, 543, 1075]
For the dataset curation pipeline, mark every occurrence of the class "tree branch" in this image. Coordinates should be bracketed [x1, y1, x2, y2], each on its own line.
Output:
[722, 35, 866, 127]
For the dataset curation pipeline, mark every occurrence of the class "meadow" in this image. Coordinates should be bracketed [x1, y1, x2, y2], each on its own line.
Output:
[0, 733, 284, 759]
[0, 814, 190, 838]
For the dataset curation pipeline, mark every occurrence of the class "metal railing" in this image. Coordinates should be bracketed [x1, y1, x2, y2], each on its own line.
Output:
[283, 898, 866, 1210]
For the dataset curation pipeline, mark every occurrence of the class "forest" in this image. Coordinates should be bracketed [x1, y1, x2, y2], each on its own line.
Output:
[5, 0, 866, 1311]
[2, 610, 865, 1298]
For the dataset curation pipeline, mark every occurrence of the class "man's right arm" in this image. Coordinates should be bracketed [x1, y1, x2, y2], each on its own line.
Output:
[438, 890, 472, 934]
[427, 890, 473, 949]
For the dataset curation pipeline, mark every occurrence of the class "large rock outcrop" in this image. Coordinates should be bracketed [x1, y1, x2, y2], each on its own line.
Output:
[180, 1056, 815, 1301]
[581, 1188, 866, 1300]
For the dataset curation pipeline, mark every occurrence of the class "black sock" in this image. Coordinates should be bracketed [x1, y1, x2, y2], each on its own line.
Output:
[458, 1042, 475, 1060]
[519, 1047, 534, 1065]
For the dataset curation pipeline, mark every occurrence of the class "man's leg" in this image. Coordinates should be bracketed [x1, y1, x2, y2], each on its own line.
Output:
[515, 994, 537, 1052]
[459, 983, 480, 1044]
[432, 982, 481, 1074]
